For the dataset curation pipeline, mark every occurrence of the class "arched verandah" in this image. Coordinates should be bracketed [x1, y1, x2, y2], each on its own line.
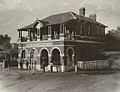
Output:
[51, 49, 61, 65]
[40, 49, 49, 67]
[66, 47, 75, 66]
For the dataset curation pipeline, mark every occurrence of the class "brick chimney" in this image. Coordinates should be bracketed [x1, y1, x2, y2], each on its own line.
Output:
[89, 14, 97, 21]
[79, 7, 86, 16]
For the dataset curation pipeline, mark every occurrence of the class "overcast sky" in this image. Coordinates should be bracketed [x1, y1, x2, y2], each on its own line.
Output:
[0, 0, 120, 42]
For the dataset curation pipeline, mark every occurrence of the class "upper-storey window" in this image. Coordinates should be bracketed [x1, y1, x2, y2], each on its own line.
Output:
[79, 25, 83, 35]
[41, 27, 48, 40]
[100, 27, 105, 36]
[88, 26, 91, 36]
[54, 31, 59, 39]
[82, 25, 90, 36]
[42, 35, 48, 40]
[96, 26, 100, 36]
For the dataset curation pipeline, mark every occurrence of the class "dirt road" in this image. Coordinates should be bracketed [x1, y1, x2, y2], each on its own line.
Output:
[0, 69, 120, 92]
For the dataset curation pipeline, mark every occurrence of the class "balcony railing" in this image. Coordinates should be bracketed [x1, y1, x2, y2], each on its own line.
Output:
[18, 33, 105, 43]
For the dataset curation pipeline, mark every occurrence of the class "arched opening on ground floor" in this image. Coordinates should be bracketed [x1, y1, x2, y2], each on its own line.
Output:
[51, 49, 61, 65]
[67, 47, 75, 66]
[40, 49, 49, 67]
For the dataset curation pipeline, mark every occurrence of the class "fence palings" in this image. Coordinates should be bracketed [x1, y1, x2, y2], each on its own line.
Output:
[77, 60, 113, 70]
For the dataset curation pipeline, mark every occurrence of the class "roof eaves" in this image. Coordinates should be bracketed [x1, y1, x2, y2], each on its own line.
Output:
[78, 16, 107, 28]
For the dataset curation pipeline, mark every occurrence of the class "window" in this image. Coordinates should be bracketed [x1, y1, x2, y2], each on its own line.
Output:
[100, 27, 105, 36]
[88, 26, 91, 36]
[42, 35, 48, 40]
[80, 25, 83, 34]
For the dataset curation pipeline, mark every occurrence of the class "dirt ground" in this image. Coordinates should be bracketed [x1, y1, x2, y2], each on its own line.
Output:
[0, 68, 120, 92]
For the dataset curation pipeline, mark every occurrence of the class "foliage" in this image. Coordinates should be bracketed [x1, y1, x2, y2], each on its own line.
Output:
[0, 34, 11, 49]
[10, 43, 18, 59]
[105, 27, 120, 50]
[0, 34, 18, 62]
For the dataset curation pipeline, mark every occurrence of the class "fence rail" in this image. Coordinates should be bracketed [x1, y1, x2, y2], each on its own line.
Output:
[77, 60, 114, 70]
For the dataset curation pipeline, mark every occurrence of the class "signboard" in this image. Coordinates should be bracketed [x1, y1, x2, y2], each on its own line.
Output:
[26, 42, 52, 47]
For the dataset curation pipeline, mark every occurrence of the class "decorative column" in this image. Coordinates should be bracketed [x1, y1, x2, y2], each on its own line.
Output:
[48, 54, 52, 72]
[60, 24, 65, 40]
[72, 31, 74, 40]
[61, 54, 65, 72]
[18, 30, 22, 42]
[27, 29, 30, 42]
[72, 55, 75, 66]
[18, 31, 21, 38]
[48, 26, 51, 40]
[37, 29, 40, 41]
[18, 31, 21, 42]
[18, 53, 21, 69]
[64, 25, 67, 33]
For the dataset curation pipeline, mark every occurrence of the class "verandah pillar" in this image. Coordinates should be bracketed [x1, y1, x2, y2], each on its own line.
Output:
[18, 30, 22, 42]
[61, 54, 65, 72]
[48, 26, 51, 40]
[27, 29, 31, 42]
[37, 28, 40, 41]
[60, 24, 65, 40]
[48, 54, 52, 72]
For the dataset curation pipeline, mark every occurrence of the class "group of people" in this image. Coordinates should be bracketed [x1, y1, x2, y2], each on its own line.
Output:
[19, 60, 62, 73]
[19, 60, 36, 70]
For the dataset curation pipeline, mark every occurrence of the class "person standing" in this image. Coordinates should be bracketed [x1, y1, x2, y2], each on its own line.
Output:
[26, 61, 29, 69]
[42, 60, 45, 73]
[50, 61, 53, 72]
[20, 61, 23, 70]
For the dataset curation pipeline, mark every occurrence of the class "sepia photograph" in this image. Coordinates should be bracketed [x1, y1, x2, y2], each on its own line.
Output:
[0, 0, 120, 92]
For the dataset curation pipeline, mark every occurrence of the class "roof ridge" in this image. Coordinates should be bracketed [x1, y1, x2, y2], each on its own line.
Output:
[69, 11, 77, 19]
[42, 11, 75, 20]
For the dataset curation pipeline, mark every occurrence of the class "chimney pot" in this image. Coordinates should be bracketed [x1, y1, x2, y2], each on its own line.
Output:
[89, 14, 97, 21]
[79, 7, 86, 16]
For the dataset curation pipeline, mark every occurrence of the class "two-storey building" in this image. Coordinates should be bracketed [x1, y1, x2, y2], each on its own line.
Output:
[17, 7, 107, 72]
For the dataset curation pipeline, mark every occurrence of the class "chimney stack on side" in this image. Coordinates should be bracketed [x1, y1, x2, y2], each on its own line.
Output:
[79, 7, 86, 16]
[89, 14, 97, 21]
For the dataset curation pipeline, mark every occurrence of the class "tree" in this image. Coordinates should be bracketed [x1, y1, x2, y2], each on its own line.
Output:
[0, 34, 11, 49]
[105, 27, 120, 50]
[10, 43, 18, 61]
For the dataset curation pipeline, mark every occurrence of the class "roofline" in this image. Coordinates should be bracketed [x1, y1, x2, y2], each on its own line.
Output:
[76, 17, 107, 28]
[43, 19, 76, 26]
[17, 11, 107, 30]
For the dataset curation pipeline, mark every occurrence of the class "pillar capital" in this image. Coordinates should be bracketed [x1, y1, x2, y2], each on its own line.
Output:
[37, 36, 40, 41]
[48, 54, 51, 57]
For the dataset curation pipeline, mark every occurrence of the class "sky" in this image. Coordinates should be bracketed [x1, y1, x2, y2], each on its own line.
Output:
[0, 0, 120, 42]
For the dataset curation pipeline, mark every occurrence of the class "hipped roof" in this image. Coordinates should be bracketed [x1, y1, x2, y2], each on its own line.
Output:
[18, 11, 107, 31]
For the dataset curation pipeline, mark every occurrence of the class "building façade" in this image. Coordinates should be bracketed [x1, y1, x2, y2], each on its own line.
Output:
[17, 7, 107, 72]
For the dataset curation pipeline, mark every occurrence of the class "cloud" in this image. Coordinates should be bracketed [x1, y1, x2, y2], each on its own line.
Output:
[2, 18, 14, 26]
[0, 0, 32, 11]
[0, 0, 120, 42]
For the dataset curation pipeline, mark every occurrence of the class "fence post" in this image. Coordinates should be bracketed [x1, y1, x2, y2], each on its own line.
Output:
[75, 64, 78, 74]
